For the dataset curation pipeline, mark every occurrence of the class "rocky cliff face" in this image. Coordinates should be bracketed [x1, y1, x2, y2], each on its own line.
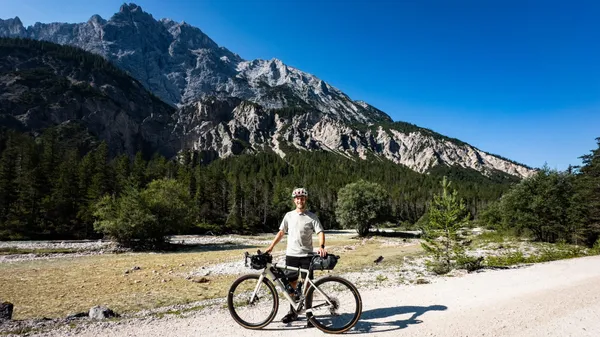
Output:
[0, 4, 536, 178]
[171, 98, 533, 178]
[0, 38, 178, 157]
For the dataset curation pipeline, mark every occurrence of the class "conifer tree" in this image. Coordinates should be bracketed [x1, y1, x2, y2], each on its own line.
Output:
[421, 176, 469, 274]
[130, 151, 146, 188]
[577, 137, 600, 246]
[49, 149, 80, 236]
[112, 154, 131, 196]
[0, 133, 20, 225]
[225, 175, 243, 232]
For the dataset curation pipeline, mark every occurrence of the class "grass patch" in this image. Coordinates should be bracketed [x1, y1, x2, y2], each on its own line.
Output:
[472, 230, 519, 246]
[0, 247, 251, 320]
[375, 274, 388, 282]
[485, 242, 596, 267]
[0, 235, 422, 320]
[0, 247, 77, 255]
[325, 237, 423, 273]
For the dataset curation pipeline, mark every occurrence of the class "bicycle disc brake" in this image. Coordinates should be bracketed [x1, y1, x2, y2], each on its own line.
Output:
[248, 295, 260, 306]
[328, 297, 340, 316]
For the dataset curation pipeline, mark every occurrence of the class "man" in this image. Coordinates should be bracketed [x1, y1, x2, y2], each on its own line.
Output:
[265, 187, 326, 325]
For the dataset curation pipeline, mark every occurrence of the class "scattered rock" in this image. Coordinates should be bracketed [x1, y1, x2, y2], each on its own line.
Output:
[124, 266, 141, 274]
[89, 306, 119, 320]
[0, 301, 14, 320]
[415, 278, 430, 284]
[192, 277, 210, 284]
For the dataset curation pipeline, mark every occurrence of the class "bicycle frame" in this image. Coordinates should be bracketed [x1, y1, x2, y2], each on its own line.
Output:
[250, 261, 334, 313]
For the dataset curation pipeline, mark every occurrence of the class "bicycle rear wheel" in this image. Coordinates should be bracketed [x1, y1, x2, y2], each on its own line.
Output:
[227, 274, 279, 329]
[306, 275, 362, 334]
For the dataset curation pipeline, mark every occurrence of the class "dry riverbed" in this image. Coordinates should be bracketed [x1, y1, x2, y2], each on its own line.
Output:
[1, 229, 598, 336]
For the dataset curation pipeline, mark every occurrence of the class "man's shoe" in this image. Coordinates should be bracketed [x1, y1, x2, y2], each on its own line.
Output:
[281, 312, 298, 324]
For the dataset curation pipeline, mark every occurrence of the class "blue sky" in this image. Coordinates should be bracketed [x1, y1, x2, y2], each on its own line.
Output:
[2, 0, 599, 170]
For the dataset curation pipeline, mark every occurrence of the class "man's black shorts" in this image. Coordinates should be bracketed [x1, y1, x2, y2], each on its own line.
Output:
[285, 255, 313, 281]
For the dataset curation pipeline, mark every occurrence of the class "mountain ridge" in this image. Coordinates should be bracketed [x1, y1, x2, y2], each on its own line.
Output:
[0, 4, 536, 178]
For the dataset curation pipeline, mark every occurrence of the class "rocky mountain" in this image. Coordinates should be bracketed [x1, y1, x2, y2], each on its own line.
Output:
[0, 4, 386, 125]
[0, 4, 535, 178]
[0, 38, 178, 157]
[172, 98, 533, 178]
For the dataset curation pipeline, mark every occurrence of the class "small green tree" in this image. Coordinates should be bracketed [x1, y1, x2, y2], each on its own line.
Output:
[141, 178, 195, 236]
[94, 178, 194, 249]
[93, 187, 158, 248]
[335, 180, 390, 237]
[421, 177, 470, 274]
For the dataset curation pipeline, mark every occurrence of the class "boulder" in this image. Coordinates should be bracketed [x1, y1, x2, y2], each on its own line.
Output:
[0, 301, 14, 320]
[89, 306, 118, 320]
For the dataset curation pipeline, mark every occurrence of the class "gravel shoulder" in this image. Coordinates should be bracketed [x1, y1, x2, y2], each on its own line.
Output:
[24, 254, 600, 337]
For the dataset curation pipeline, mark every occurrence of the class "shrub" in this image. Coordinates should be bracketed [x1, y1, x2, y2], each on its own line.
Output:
[93, 187, 158, 248]
[93, 179, 194, 249]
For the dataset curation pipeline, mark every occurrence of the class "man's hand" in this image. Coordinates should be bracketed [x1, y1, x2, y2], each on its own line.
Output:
[265, 247, 273, 254]
[317, 246, 327, 257]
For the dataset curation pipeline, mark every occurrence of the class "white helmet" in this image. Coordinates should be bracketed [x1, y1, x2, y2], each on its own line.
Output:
[291, 187, 308, 198]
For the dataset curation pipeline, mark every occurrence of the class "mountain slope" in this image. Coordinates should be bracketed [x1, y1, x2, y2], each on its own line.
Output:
[171, 98, 533, 178]
[0, 4, 389, 125]
[0, 38, 177, 157]
[0, 5, 536, 178]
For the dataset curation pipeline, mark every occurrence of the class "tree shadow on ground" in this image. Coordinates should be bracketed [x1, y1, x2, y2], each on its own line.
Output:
[349, 304, 448, 334]
[164, 242, 259, 253]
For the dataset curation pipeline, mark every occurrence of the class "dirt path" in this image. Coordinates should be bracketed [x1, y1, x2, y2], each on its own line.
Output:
[35, 255, 600, 337]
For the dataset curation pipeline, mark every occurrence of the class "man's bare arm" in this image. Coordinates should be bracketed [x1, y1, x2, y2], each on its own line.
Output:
[266, 230, 284, 253]
[317, 231, 327, 257]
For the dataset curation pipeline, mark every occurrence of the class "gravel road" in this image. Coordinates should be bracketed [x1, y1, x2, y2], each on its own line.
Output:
[34, 254, 600, 337]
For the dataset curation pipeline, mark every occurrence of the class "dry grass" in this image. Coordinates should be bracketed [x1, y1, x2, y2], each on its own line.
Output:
[0, 234, 422, 320]
[0, 247, 76, 255]
[326, 237, 423, 272]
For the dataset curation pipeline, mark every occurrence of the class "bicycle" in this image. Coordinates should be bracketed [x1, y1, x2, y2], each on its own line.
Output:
[227, 250, 362, 334]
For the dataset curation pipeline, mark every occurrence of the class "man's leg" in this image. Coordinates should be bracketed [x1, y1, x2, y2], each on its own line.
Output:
[298, 256, 314, 328]
[281, 256, 301, 323]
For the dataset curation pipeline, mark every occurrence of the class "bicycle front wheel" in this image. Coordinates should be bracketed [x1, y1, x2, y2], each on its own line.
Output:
[227, 274, 279, 329]
[306, 275, 362, 334]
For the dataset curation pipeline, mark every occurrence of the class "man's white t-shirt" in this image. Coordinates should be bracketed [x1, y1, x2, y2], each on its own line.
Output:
[279, 210, 324, 257]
